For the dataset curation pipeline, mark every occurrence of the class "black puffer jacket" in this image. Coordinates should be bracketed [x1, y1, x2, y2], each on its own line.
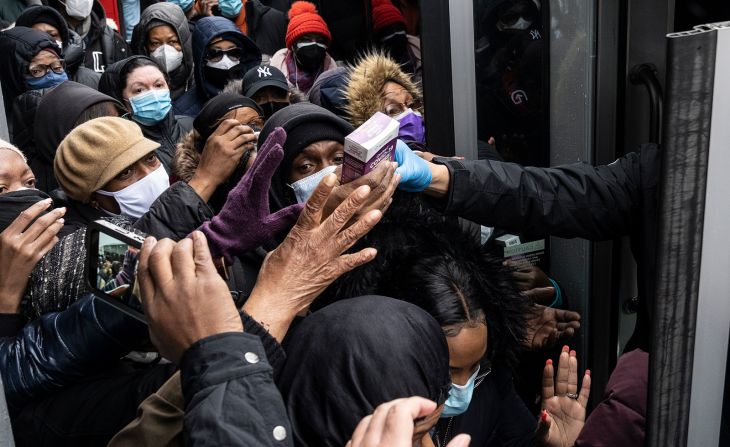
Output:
[130, 2, 194, 101]
[0, 294, 148, 412]
[99, 55, 194, 171]
[0, 26, 60, 118]
[432, 143, 660, 350]
[15, 5, 100, 89]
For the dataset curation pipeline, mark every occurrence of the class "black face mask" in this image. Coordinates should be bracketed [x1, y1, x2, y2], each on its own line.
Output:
[0, 189, 51, 232]
[382, 34, 414, 74]
[294, 45, 326, 72]
[260, 101, 289, 120]
[204, 64, 244, 90]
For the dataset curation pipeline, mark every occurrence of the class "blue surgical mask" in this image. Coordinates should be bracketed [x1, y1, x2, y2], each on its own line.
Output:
[26, 70, 68, 90]
[129, 89, 172, 126]
[168, 0, 195, 12]
[394, 108, 426, 144]
[441, 365, 480, 418]
[289, 165, 338, 204]
[219, 0, 243, 19]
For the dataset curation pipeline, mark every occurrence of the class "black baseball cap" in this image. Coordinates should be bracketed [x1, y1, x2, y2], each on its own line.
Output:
[242, 64, 290, 98]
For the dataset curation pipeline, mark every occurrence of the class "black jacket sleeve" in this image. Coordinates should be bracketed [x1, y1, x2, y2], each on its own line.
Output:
[0, 313, 26, 337]
[134, 181, 214, 241]
[432, 145, 659, 241]
[180, 332, 293, 446]
[0, 295, 147, 411]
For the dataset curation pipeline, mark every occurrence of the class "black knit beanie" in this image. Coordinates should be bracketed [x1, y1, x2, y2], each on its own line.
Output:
[261, 102, 354, 213]
[193, 93, 263, 148]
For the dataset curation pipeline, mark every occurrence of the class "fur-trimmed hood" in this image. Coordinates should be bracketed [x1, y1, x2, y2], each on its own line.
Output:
[173, 129, 200, 183]
[345, 51, 423, 127]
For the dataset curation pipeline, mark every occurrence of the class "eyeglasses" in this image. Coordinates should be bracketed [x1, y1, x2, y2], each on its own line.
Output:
[206, 47, 244, 63]
[381, 88, 421, 117]
[27, 60, 65, 78]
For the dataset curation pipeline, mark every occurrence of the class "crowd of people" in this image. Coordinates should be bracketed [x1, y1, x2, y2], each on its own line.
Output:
[0, 1, 655, 446]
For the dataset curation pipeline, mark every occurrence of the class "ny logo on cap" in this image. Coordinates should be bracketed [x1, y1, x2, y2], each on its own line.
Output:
[257, 66, 272, 78]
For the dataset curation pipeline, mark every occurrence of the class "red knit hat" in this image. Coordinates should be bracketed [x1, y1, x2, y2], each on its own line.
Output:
[371, 0, 406, 34]
[285, 1, 332, 49]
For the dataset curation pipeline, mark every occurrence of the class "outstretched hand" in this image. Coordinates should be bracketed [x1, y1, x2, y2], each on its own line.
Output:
[524, 306, 581, 350]
[243, 172, 384, 342]
[196, 127, 303, 266]
[138, 231, 243, 363]
[536, 346, 591, 447]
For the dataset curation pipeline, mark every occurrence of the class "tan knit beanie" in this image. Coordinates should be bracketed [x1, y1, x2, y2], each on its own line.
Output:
[54, 117, 160, 203]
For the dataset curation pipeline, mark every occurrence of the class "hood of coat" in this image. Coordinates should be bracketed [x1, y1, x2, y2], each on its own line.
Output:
[345, 51, 423, 127]
[15, 5, 69, 46]
[192, 16, 262, 100]
[130, 2, 193, 98]
[173, 129, 200, 183]
[0, 26, 61, 112]
[14, 6, 88, 75]
[97, 55, 156, 104]
[34, 80, 123, 164]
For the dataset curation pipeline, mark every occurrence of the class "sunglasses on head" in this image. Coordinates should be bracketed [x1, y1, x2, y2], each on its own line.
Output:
[206, 47, 244, 63]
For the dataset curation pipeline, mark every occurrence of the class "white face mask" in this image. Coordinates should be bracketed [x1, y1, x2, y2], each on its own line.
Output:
[151, 44, 183, 73]
[206, 54, 238, 70]
[289, 165, 337, 204]
[64, 0, 94, 20]
[96, 164, 170, 218]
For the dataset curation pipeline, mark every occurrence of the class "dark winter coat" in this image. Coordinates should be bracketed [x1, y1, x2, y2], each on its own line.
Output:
[74, 0, 130, 73]
[99, 56, 194, 171]
[244, 0, 287, 57]
[0, 295, 148, 412]
[180, 332, 293, 446]
[174, 17, 261, 117]
[575, 349, 648, 446]
[0, 26, 60, 117]
[130, 2, 194, 100]
[14, 5, 100, 89]
[432, 144, 660, 350]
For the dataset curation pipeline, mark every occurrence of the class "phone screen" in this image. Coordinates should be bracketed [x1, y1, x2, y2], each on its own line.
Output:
[95, 232, 143, 316]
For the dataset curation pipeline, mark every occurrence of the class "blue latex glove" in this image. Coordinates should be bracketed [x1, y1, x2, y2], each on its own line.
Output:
[394, 139, 432, 192]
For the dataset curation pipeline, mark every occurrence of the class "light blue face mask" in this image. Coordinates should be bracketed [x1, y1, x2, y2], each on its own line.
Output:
[129, 89, 172, 126]
[441, 365, 480, 418]
[219, 0, 243, 19]
[289, 165, 338, 204]
[26, 70, 68, 90]
[168, 0, 195, 12]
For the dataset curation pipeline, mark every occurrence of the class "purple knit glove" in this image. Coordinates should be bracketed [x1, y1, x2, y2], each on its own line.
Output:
[196, 127, 304, 265]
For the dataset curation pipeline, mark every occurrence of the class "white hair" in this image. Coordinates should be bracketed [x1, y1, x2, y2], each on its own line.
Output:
[0, 139, 27, 163]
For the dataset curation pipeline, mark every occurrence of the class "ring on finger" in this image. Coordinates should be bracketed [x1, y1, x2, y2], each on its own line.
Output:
[564, 392, 579, 399]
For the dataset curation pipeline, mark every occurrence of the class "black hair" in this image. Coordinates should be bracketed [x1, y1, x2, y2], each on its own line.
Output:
[321, 192, 530, 368]
[119, 57, 168, 98]
[74, 101, 124, 126]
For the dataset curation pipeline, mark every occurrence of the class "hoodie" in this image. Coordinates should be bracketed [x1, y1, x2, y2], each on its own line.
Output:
[15, 5, 100, 89]
[130, 2, 194, 101]
[174, 16, 262, 117]
[98, 56, 193, 171]
[31, 81, 123, 192]
[0, 26, 61, 117]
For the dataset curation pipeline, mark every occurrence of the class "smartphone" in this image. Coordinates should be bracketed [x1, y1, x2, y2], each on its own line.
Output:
[86, 220, 146, 322]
